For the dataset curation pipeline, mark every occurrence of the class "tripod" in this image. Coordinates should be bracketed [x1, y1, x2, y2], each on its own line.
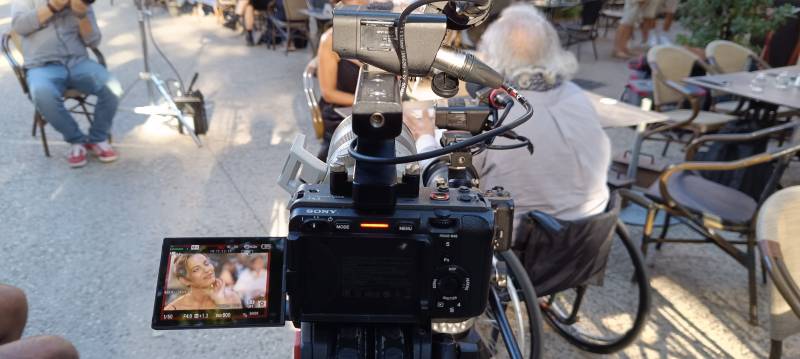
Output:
[128, 0, 203, 146]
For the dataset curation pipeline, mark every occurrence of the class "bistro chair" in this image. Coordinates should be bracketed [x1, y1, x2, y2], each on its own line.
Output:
[599, 0, 624, 37]
[563, 0, 603, 61]
[302, 58, 324, 139]
[621, 120, 800, 325]
[757, 186, 800, 359]
[268, 0, 310, 53]
[2, 32, 107, 157]
[705, 40, 772, 115]
[645, 45, 737, 155]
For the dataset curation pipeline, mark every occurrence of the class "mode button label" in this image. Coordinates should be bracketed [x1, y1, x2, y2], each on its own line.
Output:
[334, 221, 352, 231]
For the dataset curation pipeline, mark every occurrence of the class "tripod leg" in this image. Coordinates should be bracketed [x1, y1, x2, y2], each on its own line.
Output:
[149, 75, 202, 146]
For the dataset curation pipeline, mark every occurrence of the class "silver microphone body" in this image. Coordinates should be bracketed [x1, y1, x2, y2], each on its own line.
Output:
[432, 47, 505, 89]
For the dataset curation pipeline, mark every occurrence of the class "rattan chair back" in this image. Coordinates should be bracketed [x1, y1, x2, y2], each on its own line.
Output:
[757, 186, 800, 342]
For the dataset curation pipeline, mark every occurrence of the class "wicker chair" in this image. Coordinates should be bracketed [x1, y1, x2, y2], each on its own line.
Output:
[621, 120, 800, 325]
[646, 45, 738, 154]
[2, 31, 107, 157]
[705, 40, 771, 115]
[757, 186, 800, 359]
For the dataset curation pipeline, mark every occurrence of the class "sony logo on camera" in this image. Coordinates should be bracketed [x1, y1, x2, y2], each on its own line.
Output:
[305, 209, 338, 215]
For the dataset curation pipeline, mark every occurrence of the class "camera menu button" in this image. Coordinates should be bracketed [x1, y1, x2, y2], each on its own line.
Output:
[395, 222, 415, 233]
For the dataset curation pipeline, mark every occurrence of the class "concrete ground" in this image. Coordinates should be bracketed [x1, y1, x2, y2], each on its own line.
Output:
[0, 2, 798, 358]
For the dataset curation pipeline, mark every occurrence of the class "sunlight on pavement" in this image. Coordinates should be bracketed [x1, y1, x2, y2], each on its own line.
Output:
[650, 275, 761, 358]
[270, 94, 298, 145]
[107, 32, 139, 48]
[106, 49, 142, 67]
[127, 115, 186, 144]
[267, 200, 288, 236]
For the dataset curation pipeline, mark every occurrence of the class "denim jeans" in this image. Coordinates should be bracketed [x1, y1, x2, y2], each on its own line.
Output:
[27, 58, 122, 144]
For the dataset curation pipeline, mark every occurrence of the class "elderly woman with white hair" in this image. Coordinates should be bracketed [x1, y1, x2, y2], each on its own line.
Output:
[405, 4, 611, 222]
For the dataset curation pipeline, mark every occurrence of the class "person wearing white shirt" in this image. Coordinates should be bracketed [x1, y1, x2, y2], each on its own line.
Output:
[233, 255, 269, 308]
[404, 3, 611, 230]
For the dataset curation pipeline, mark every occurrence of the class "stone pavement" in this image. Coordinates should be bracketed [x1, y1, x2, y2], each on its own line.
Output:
[0, 2, 797, 358]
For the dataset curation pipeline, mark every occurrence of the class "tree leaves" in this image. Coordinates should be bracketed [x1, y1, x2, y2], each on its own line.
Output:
[677, 0, 795, 51]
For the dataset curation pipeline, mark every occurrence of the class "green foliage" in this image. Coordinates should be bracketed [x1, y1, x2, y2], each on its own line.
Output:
[676, 0, 795, 51]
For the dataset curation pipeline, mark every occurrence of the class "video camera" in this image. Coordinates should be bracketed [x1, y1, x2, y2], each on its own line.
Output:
[152, 0, 535, 357]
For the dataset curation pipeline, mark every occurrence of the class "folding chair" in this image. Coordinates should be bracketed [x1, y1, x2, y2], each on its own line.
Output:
[2, 32, 108, 157]
[268, 0, 310, 53]
[563, 0, 603, 61]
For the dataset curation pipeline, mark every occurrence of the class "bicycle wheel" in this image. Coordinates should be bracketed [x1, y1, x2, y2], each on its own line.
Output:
[475, 250, 543, 359]
[541, 221, 651, 354]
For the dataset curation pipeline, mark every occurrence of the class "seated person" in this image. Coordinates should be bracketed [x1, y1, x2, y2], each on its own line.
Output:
[405, 4, 611, 225]
[12, 0, 121, 168]
[0, 284, 79, 359]
[315, 0, 368, 161]
[230, 0, 272, 45]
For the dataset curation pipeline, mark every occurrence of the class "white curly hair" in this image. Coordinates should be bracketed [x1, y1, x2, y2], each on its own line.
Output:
[477, 4, 579, 81]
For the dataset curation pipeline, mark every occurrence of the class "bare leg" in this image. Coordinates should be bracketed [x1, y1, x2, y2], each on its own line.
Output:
[244, 4, 254, 31]
[662, 12, 675, 32]
[640, 18, 656, 44]
[0, 284, 27, 345]
[244, 4, 256, 45]
[613, 24, 634, 58]
[0, 336, 79, 359]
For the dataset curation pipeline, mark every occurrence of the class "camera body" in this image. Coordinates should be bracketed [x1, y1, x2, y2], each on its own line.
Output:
[286, 184, 495, 325]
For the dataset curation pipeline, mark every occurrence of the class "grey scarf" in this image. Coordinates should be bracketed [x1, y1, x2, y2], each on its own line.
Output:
[507, 67, 563, 92]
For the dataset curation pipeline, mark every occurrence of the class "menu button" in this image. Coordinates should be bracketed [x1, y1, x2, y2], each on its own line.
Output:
[396, 222, 415, 233]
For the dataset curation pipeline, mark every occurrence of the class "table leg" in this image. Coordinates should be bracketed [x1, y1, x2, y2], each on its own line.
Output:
[626, 122, 647, 182]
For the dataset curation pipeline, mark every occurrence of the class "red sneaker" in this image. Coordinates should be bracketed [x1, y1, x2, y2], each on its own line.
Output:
[67, 144, 87, 168]
[85, 141, 118, 163]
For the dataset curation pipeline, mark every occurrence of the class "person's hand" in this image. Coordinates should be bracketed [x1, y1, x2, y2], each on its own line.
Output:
[403, 108, 435, 141]
[69, 0, 89, 17]
[206, 278, 229, 306]
[49, 0, 69, 11]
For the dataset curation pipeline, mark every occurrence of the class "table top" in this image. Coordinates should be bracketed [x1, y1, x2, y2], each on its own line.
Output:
[684, 66, 800, 110]
[338, 91, 670, 129]
[530, 0, 581, 8]
[584, 92, 670, 128]
[299, 8, 332, 20]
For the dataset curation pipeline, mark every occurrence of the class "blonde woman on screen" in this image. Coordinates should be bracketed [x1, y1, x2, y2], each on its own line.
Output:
[165, 254, 243, 311]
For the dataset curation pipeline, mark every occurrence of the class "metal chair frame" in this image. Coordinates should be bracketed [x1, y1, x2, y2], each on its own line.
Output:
[621, 121, 800, 325]
[2, 32, 107, 157]
[302, 58, 324, 139]
[563, 0, 603, 61]
[268, 0, 310, 53]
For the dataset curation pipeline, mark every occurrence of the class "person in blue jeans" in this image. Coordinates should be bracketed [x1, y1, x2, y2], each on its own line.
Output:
[12, 0, 121, 168]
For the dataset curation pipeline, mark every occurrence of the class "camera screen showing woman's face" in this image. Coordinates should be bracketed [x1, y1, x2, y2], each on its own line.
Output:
[153, 238, 285, 329]
[164, 252, 270, 310]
